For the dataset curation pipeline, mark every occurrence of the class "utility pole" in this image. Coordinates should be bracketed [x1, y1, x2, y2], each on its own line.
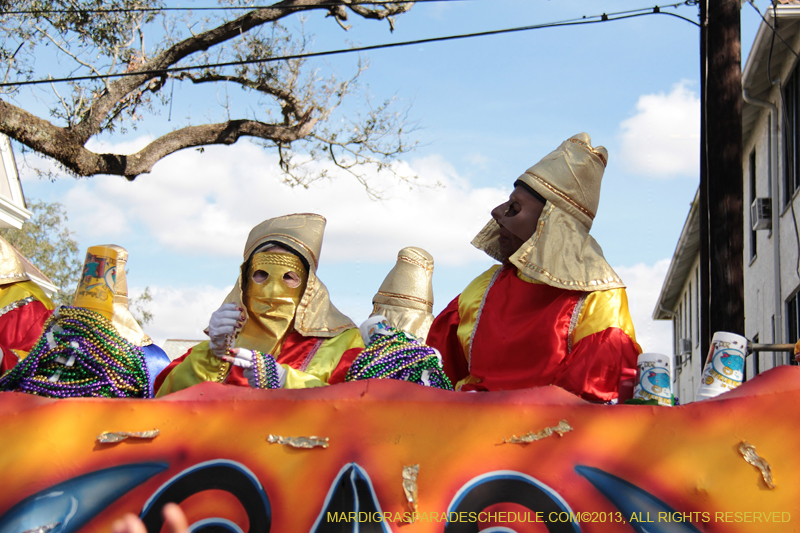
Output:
[699, 0, 745, 366]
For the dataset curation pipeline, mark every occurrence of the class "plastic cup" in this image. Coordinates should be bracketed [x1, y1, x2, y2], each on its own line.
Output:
[633, 352, 673, 406]
[696, 331, 747, 400]
[358, 315, 393, 346]
[72, 246, 118, 319]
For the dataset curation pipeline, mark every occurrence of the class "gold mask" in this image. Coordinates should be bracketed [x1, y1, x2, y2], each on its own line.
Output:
[237, 252, 308, 355]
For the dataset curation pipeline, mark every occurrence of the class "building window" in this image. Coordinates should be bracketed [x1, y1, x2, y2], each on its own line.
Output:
[688, 283, 693, 346]
[695, 268, 700, 347]
[749, 149, 757, 260]
[784, 66, 800, 204]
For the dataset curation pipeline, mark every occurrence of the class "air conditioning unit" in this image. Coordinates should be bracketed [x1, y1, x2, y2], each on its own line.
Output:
[751, 197, 772, 231]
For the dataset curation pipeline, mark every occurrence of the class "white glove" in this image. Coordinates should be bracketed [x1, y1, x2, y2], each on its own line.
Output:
[208, 303, 243, 359]
[224, 347, 286, 389]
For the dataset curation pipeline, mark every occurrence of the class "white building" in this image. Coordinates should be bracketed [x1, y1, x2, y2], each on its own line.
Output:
[654, 3, 800, 404]
[0, 134, 31, 230]
[0, 134, 58, 297]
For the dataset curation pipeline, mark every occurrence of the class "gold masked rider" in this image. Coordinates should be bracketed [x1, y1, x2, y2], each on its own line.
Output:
[155, 214, 364, 395]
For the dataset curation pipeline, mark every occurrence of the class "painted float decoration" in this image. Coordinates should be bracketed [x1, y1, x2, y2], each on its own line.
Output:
[0, 367, 798, 533]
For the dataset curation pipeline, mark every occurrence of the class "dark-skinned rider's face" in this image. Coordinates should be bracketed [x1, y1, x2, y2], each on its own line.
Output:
[490, 185, 546, 259]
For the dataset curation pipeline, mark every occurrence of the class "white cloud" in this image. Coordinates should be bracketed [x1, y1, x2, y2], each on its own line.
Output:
[619, 81, 700, 178]
[43, 140, 507, 266]
[131, 284, 232, 347]
[613, 259, 673, 355]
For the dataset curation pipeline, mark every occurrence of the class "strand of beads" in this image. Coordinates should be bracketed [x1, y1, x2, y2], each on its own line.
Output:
[0, 306, 150, 398]
[251, 350, 281, 389]
[346, 327, 453, 390]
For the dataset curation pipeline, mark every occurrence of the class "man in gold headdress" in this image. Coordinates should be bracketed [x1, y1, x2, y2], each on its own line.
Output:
[370, 246, 435, 341]
[0, 235, 56, 374]
[155, 214, 364, 395]
[427, 133, 641, 403]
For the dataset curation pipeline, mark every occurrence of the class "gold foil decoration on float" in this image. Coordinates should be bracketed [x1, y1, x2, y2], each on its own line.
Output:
[22, 523, 60, 533]
[402, 464, 419, 522]
[739, 440, 775, 489]
[96, 429, 160, 443]
[267, 434, 329, 449]
[73, 246, 119, 319]
[502, 419, 573, 444]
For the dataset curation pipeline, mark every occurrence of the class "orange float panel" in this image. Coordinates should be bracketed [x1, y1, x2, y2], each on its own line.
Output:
[0, 366, 798, 532]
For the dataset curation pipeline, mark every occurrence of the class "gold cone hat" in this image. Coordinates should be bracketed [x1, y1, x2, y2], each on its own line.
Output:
[223, 213, 355, 337]
[472, 133, 624, 291]
[0, 235, 29, 286]
[372, 246, 435, 340]
[73, 244, 152, 346]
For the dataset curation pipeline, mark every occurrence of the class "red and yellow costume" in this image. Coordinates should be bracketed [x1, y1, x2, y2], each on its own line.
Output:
[0, 236, 55, 374]
[428, 265, 639, 401]
[156, 214, 363, 396]
[428, 133, 641, 402]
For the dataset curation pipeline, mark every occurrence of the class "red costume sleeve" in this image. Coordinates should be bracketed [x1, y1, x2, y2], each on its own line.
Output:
[552, 326, 640, 403]
[0, 302, 52, 356]
[154, 353, 184, 393]
[328, 347, 362, 385]
[426, 296, 469, 386]
[1, 342, 18, 375]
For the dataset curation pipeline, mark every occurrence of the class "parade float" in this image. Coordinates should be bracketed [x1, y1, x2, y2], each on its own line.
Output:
[0, 366, 797, 533]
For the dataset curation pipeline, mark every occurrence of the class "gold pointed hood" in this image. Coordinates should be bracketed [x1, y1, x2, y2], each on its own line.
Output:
[223, 213, 355, 337]
[472, 133, 624, 291]
[372, 246, 435, 340]
[0, 235, 30, 286]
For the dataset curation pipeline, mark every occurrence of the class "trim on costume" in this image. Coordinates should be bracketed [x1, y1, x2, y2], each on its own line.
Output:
[299, 338, 324, 372]
[250, 252, 308, 278]
[524, 171, 595, 220]
[568, 293, 588, 354]
[518, 259, 623, 289]
[0, 295, 35, 318]
[375, 291, 433, 310]
[255, 233, 318, 270]
[399, 255, 433, 273]
[568, 138, 607, 167]
[468, 266, 504, 369]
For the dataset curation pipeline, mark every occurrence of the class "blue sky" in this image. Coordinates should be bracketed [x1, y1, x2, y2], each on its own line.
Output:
[15, 1, 771, 352]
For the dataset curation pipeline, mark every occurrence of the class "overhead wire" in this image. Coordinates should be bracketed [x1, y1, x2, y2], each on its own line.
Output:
[0, 2, 700, 88]
[747, 0, 800, 60]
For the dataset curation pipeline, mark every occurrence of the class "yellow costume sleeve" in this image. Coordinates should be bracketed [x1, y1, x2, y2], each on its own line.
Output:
[571, 288, 642, 352]
[281, 328, 364, 389]
[456, 265, 501, 364]
[155, 341, 228, 397]
[0, 280, 55, 310]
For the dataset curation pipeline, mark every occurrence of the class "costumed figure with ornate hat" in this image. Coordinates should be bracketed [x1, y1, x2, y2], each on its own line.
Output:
[427, 133, 642, 402]
[0, 235, 56, 374]
[0, 244, 166, 398]
[155, 214, 364, 395]
[345, 246, 452, 390]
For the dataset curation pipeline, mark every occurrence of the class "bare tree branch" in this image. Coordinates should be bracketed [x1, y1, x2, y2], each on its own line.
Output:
[0, 0, 418, 196]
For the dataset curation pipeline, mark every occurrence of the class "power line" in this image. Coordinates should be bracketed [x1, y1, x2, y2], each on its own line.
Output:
[0, 0, 456, 15]
[746, 0, 800, 61]
[0, 2, 699, 88]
